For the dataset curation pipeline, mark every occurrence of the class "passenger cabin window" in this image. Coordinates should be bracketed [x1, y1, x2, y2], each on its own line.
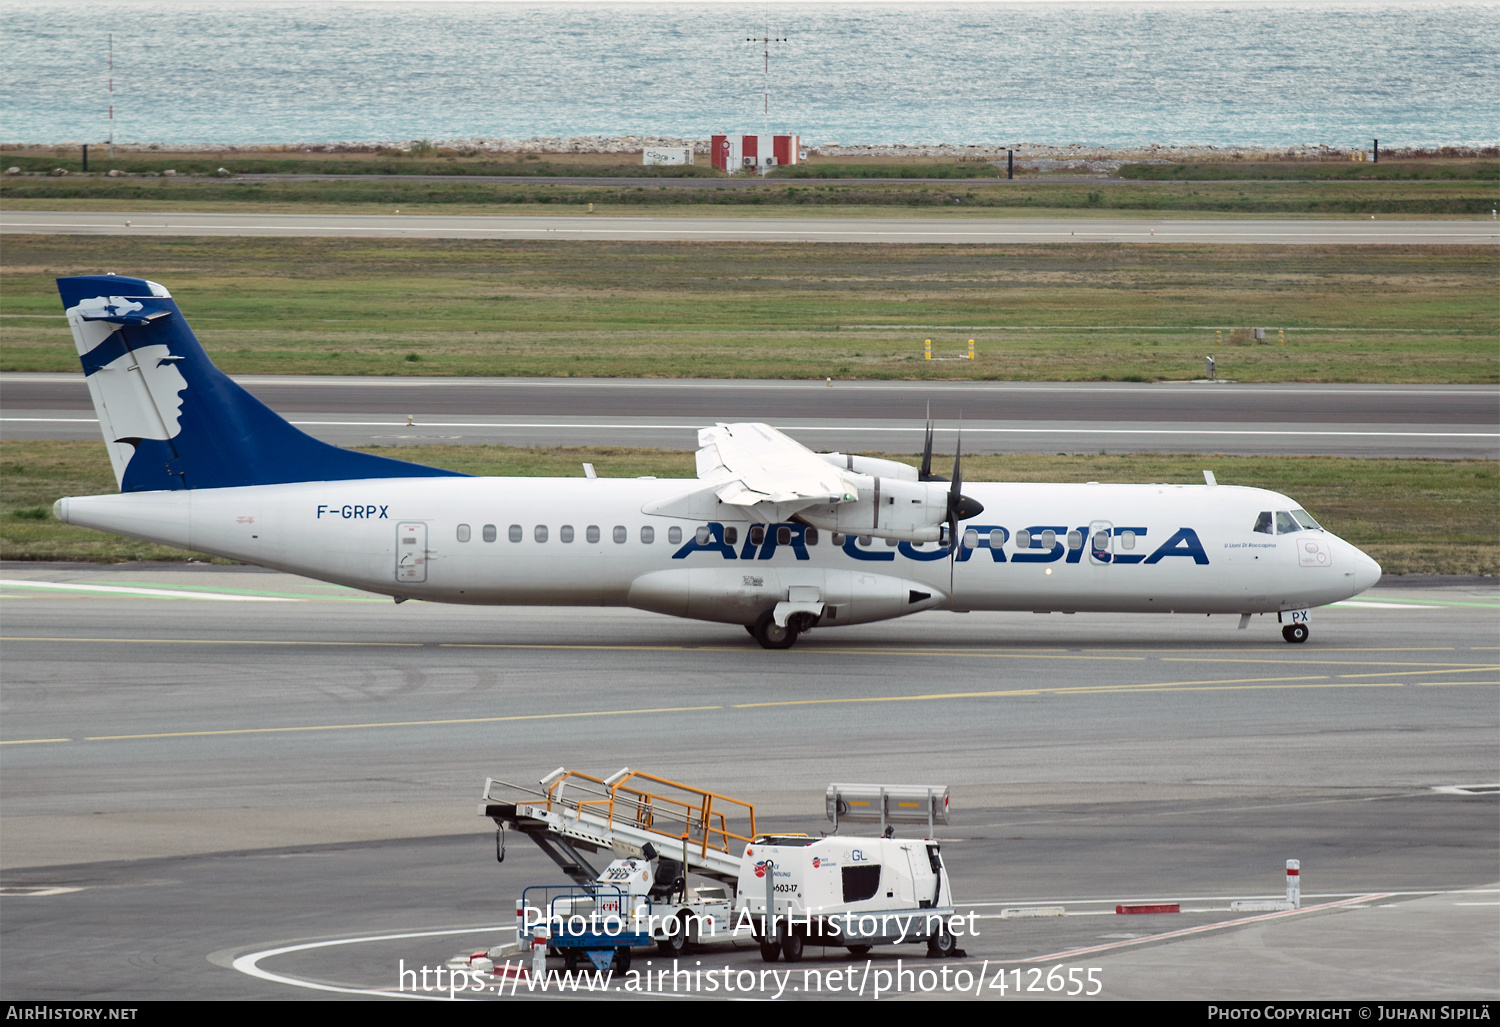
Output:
[1118, 531, 1136, 550]
[482, 524, 497, 543]
[560, 525, 574, 543]
[668, 526, 682, 545]
[613, 525, 627, 544]
[1015, 529, 1031, 549]
[456, 524, 471, 543]
[640, 526, 655, 544]
[750, 526, 765, 546]
[508, 524, 522, 543]
[696, 526, 711, 544]
[777, 526, 792, 546]
[1040, 529, 1056, 548]
[1092, 530, 1109, 550]
[805, 528, 818, 546]
[1253, 511, 1274, 535]
[725, 526, 739, 545]
[885, 537, 899, 547]
[1066, 529, 1083, 550]
[534, 524, 548, 543]
[832, 532, 846, 546]
[586, 525, 600, 543]
[989, 528, 1006, 549]
[963, 528, 979, 549]
[858, 535, 872, 547]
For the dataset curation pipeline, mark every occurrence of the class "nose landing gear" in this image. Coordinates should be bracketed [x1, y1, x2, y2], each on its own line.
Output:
[1282, 622, 1309, 643]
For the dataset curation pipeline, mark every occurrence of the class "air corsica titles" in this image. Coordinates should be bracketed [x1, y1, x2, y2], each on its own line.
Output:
[673, 522, 1210, 565]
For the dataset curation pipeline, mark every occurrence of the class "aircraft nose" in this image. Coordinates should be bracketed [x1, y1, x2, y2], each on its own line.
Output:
[1352, 547, 1382, 593]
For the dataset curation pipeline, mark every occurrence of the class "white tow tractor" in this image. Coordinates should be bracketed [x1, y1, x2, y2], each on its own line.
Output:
[737, 784, 964, 962]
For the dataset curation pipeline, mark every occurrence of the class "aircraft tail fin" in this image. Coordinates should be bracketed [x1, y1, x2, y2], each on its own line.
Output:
[57, 275, 467, 492]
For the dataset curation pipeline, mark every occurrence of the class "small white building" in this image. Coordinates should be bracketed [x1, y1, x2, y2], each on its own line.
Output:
[642, 147, 694, 166]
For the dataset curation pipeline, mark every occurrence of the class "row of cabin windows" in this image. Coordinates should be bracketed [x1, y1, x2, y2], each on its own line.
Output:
[1252, 509, 1323, 535]
[454, 523, 814, 546]
[457, 524, 665, 544]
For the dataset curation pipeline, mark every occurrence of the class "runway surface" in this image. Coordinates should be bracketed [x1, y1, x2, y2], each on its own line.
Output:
[1, 565, 1496, 999]
[5, 210, 1496, 245]
[6, 375, 1497, 458]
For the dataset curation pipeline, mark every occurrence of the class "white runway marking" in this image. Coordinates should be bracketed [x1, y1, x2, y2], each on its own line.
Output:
[0, 580, 301, 602]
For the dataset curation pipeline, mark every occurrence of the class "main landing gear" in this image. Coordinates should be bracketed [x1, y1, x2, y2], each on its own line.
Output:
[750, 609, 800, 650]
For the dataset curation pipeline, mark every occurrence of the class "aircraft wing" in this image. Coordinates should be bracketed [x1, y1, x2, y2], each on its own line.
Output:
[696, 423, 856, 508]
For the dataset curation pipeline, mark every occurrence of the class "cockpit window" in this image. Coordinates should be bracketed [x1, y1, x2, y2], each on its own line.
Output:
[1253, 511, 1274, 535]
[1290, 508, 1322, 531]
[1274, 511, 1299, 534]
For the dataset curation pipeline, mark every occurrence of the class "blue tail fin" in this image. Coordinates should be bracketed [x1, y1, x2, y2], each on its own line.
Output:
[57, 275, 467, 492]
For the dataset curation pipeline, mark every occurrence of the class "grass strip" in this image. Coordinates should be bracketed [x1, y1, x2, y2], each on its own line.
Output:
[3, 237, 1494, 384]
[4, 176, 1495, 216]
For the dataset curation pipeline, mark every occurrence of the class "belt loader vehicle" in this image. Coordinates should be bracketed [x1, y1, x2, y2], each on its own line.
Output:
[481, 770, 963, 967]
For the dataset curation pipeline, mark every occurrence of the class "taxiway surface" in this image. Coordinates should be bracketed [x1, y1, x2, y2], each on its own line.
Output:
[1, 567, 1495, 999]
[4, 211, 1496, 245]
[5, 376, 1496, 458]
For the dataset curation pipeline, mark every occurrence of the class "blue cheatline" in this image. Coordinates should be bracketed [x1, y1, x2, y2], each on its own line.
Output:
[58, 275, 467, 493]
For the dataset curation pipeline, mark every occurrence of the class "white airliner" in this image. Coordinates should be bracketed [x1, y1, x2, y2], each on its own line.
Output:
[52, 275, 1382, 649]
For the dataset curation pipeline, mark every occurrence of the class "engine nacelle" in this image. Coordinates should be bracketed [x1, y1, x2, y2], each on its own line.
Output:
[817, 452, 920, 483]
[798, 475, 948, 543]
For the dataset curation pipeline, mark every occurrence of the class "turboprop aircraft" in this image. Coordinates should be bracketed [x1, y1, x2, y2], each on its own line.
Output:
[51, 275, 1383, 649]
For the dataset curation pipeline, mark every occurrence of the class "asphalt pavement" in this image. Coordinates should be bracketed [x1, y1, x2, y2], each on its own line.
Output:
[4, 211, 1496, 245]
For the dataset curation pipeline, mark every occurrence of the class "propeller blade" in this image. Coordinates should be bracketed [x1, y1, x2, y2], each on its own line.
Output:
[918, 405, 945, 482]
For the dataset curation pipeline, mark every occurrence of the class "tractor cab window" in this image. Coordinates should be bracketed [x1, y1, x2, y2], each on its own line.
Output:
[1253, 511, 1274, 535]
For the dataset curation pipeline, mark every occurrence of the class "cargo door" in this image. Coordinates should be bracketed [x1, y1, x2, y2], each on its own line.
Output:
[396, 521, 428, 583]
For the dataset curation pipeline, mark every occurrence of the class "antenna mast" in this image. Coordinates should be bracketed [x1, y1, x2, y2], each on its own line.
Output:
[107, 33, 114, 158]
[746, 10, 786, 134]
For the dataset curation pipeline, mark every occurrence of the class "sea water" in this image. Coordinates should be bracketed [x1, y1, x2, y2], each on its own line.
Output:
[2, 1, 1494, 147]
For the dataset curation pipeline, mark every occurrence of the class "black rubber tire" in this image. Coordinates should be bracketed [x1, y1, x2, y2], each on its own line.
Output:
[744, 624, 757, 638]
[927, 927, 957, 957]
[613, 947, 632, 972]
[751, 610, 799, 650]
[781, 931, 805, 963]
[563, 951, 578, 971]
[1283, 623, 1309, 643]
[759, 939, 782, 962]
[656, 913, 690, 956]
[846, 944, 872, 956]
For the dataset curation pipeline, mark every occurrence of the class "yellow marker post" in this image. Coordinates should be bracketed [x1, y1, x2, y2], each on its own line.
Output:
[968, 339, 976, 360]
[1278, 328, 1285, 346]
[588, 202, 594, 214]
[1216, 330, 1222, 346]
[924, 339, 932, 360]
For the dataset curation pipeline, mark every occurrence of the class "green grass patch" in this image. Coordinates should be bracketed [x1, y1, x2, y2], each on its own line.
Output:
[4, 175, 1494, 216]
[1120, 160, 1500, 181]
[4, 440, 1493, 575]
[2, 236, 1494, 383]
